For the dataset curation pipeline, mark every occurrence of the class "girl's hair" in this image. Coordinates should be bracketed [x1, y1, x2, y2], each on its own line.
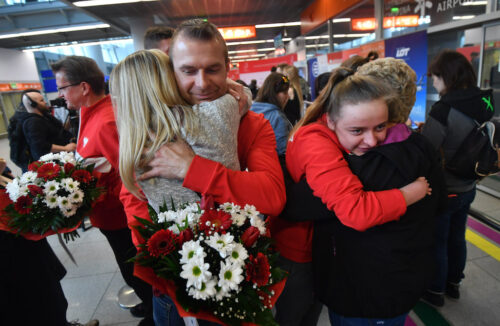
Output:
[255, 72, 290, 108]
[340, 51, 379, 72]
[427, 49, 477, 95]
[357, 57, 417, 124]
[292, 67, 397, 136]
[282, 65, 304, 110]
[109, 49, 196, 198]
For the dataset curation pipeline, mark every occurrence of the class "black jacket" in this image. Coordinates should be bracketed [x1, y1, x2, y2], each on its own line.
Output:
[422, 87, 494, 193]
[18, 111, 72, 162]
[282, 132, 446, 318]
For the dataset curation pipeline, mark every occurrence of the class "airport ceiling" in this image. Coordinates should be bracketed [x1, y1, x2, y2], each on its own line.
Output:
[0, 0, 325, 51]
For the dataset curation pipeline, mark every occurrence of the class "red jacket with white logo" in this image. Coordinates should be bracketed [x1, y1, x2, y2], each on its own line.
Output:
[76, 95, 127, 230]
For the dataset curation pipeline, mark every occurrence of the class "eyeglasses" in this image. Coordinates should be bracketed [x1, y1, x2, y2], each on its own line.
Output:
[57, 82, 81, 92]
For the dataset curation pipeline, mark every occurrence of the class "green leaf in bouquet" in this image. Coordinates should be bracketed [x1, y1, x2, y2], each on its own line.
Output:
[148, 205, 159, 223]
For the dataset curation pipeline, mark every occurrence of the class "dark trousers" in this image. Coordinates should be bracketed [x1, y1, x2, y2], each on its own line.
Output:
[430, 188, 476, 292]
[274, 255, 323, 326]
[100, 227, 153, 315]
[0, 231, 68, 326]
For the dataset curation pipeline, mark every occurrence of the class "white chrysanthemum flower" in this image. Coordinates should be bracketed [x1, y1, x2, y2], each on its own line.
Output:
[18, 184, 29, 197]
[44, 195, 59, 209]
[157, 211, 176, 223]
[168, 224, 181, 234]
[179, 240, 206, 264]
[230, 211, 246, 226]
[250, 215, 267, 235]
[57, 196, 73, 211]
[215, 286, 231, 301]
[61, 178, 80, 193]
[188, 278, 217, 300]
[243, 204, 259, 217]
[6, 178, 20, 202]
[178, 207, 200, 227]
[68, 190, 84, 204]
[59, 152, 76, 164]
[228, 243, 249, 264]
[220, 202, 241, 214]
[20, 171, 38, 185]
[44, 180, 60, 196]
[180, 258, 212, 290]
[218, 261, 244, 293]
[39, 152, 58, 162]
[206, 233, 235, 258]
[62, 206, 77, 217]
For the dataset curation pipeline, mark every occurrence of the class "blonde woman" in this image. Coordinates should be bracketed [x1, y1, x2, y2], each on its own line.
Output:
[282, 65, 304, 124]
[110, 49, 240, 211]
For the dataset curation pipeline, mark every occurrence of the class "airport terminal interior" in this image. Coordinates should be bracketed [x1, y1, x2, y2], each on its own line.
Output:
[1, 0, 500, 325]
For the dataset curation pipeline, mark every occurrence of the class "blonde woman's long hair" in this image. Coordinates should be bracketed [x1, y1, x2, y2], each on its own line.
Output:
[282, 65, 304, 113]
[109, 49, 196, 198]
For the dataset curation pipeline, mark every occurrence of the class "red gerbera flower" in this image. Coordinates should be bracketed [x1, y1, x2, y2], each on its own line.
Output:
[198, 209, 232, 235]
[27, 185, 44, 196]
[71, 170, 93, 183]
[178, 229, 194, 245]
[64, 162, 75, 174]
[147, 229, 177, 257]
[245, 253, 270, 286]
[28, 161, 42, 172]
[14, 195, 33, 214]
[37, 163, 61, 180]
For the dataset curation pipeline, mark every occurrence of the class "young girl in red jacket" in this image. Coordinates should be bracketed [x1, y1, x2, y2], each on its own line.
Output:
[271, 67, 431, 326]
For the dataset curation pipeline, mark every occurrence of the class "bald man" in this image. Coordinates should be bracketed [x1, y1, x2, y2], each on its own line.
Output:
[9, 90, 75, 171]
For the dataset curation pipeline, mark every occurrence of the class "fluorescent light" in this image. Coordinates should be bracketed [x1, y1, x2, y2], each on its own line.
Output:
[73, 0, 156, 7]
[23, 38, 132, 52]
[306, 43, 330, 48]
[231, 58, 260, 63]
[332, 18, 351, 23]
[255, 22, 301, 28]
[305, 35, 329, 40]
[226, 40, 267, 46]
[0, 23, 110, 39]
[333, 33, 371, 38]
[228, 47, 275, 54]
[229, 54, 266, 59]
[462, 1, 487, 5]
[453, 15, 475, 20]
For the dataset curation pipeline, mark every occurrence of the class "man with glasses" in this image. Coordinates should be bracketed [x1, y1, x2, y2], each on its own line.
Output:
[51, 56, 154, 326]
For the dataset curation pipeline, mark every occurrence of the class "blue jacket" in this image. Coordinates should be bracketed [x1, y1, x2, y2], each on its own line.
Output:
[250, 102, 292, 155]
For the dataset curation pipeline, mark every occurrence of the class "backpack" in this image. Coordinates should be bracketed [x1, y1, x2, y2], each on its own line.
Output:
[445, 118, 500, 180]
[7, 114, 32, 169]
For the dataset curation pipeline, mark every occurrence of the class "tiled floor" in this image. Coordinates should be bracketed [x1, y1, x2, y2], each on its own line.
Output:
[1, 137, 499, 326]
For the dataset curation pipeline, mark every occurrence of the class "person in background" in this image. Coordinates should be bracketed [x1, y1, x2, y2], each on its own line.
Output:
[276, 63, 301, 125]
[8, 89, 76, 172]
[422, 49, 495, 307]
[51, 56, 154, 326]
[314, 72, 332, 99]
[144, 26, 175, 54]
[250, 73, 293, 156]
[249, 79, 258, 99]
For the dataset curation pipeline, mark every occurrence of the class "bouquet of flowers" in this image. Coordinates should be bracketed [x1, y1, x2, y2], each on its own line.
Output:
[0, 152, 102, 241]
[133, 201, 287, 326]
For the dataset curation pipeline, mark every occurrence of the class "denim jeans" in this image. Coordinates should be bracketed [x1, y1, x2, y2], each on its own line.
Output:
[153, 295, 184, 326]
[328, 310, 407, 326]
[152, 294, 222, 326]
[430, 188, 476, 292]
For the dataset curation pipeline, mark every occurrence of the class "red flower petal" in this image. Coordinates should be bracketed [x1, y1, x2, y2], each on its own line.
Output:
[37, 163, 61, 180]
[14, 195, 33, 214]
[147, 229, 177, 257]
[245, 253, 270, 286]
[198, 209, 232, 235]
